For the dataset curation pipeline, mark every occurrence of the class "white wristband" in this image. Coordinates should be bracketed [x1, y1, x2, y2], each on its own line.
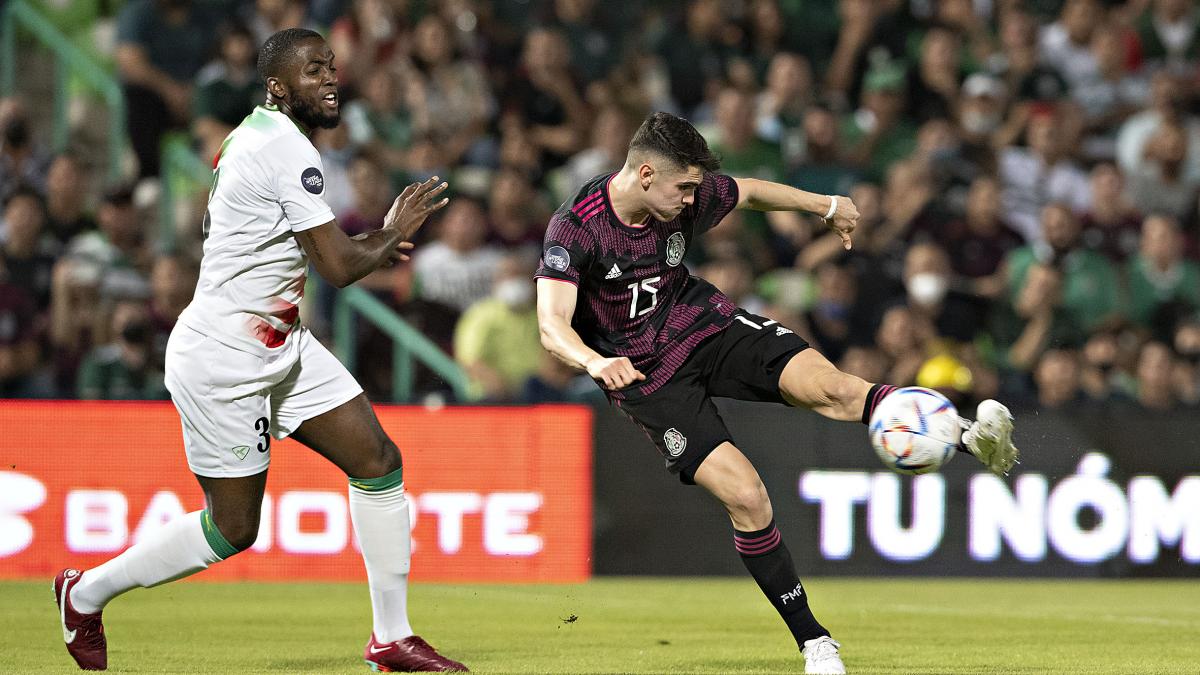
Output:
[823, 196, 838, 220]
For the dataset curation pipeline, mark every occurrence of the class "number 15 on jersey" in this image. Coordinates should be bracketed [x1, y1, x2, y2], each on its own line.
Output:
[627, 276, 661, 319]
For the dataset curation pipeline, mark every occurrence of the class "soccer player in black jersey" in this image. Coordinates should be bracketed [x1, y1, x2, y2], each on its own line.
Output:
[535, 112, 1019, 674]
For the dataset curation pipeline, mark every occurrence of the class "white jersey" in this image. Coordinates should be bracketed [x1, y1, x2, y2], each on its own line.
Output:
[178, 104, 333, 355]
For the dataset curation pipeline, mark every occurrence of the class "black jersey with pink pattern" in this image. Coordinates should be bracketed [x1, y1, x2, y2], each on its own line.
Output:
[535, 171, 741, 398]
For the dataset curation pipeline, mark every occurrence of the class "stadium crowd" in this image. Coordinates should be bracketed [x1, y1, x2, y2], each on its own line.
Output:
[1, 0, 1200, 412]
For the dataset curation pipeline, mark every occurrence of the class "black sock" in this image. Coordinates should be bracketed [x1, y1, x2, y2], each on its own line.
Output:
[861, 383, 899, 424]
[735, 520, 829, 648]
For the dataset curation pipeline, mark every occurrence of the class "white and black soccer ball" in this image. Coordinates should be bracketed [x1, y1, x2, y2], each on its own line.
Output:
[868, 387, 961, 475]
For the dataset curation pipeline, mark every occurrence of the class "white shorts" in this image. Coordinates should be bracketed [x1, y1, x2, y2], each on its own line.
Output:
[164, 324, 363, 478]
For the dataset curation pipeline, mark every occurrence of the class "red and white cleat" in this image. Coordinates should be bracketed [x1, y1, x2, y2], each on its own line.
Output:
[53, 568, 107, 671]
[363, 634, 468, 672]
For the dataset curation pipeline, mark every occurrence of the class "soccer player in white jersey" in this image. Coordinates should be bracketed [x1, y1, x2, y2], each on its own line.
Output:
[54, 28, 467, 672]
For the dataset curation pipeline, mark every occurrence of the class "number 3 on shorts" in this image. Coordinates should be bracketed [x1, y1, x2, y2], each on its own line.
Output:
[255, 416, 271, 453]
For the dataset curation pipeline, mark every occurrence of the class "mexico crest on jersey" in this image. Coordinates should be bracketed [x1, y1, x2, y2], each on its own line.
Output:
[664, 427, 687, 457]
[665, 232, 686, 267]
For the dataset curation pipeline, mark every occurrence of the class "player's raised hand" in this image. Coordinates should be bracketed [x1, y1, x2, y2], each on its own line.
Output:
[825, 195, 860, 250]
[586, 356, 646, 391]
[384, 176, 450, 239]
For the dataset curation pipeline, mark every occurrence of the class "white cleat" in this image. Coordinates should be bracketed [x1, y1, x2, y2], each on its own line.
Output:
[961, 399, 1019, 476]
[802, 636, 846, 674]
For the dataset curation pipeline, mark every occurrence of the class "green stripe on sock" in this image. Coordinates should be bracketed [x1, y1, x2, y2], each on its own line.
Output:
[201, 509, 240, 560]
[348, 466, 404, 492]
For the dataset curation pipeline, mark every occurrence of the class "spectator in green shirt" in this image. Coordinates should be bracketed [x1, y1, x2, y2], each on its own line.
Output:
[193, 22, 261, 164]
[710, 86, 785, 181]
[453, 255, 542, 402]
[1006, 203, 1123, 335]
[77, 300, 168, 400]
[840, 60, 918, 182]
[707, 86, 786, 267]
[1125, 214, 1200, 340]
[1135, 0, 1200, 69]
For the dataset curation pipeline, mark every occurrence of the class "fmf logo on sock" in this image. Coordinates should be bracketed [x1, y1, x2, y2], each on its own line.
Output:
[780, 583, 804, 605]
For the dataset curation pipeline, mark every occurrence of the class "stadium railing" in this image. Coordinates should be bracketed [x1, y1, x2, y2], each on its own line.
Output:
[333, 285, 473, 402]
[159, 134, 213, 251]
[0, 0, 125, 181]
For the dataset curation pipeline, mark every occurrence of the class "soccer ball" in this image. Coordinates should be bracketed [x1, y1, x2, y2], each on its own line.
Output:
[868, 387, 961, 475]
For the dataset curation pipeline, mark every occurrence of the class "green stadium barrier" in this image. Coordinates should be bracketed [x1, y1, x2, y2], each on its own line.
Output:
[159, 134, 212, 251]
[0, 0, 125, 181]
[333, 285, 472, 403]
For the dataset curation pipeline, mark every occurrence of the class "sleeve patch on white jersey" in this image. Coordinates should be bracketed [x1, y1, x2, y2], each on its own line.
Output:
[301, 167, 324, 194]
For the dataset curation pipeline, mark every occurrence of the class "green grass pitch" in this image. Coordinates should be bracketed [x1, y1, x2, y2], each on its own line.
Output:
[5, 577, 1199, 673]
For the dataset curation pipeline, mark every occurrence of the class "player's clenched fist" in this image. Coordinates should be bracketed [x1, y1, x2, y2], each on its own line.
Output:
[586, 356, 646, 390]
[385, 176, 450, 239]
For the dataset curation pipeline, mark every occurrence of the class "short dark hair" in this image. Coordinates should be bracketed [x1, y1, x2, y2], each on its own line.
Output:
[2, 183, 44, 212]
[628, 112, 720, 172]
[257, 28, 323, 82]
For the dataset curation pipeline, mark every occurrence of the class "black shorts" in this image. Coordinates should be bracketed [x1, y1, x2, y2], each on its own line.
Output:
[612, 312, 810, 485]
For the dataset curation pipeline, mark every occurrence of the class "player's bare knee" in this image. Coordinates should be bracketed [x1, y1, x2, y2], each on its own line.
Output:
[211, 512, 260, 552]
[356, 437, 403, 479]
[723, 480, 771, 524]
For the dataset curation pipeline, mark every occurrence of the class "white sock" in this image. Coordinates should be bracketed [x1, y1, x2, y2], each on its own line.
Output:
[70, 510, 227, 614]
[348, 478, 414, 643]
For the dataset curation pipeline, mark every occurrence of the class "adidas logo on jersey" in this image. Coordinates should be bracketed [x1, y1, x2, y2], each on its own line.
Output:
[605, 264, 622, 279]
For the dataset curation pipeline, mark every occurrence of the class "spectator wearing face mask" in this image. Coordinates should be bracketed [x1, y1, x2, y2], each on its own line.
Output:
[954, 73, 1008, 175]
[901, 241, 1000, 402]
[900, 241, 981, 343]
[452, 254, 541, 402]
[1134, 0, 1200, 71]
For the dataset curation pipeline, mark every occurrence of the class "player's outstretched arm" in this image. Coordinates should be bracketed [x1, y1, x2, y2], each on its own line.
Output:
[295, 177, 448, 288]
[732, 177, 860, 250]
[536, 278, 645, 390]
